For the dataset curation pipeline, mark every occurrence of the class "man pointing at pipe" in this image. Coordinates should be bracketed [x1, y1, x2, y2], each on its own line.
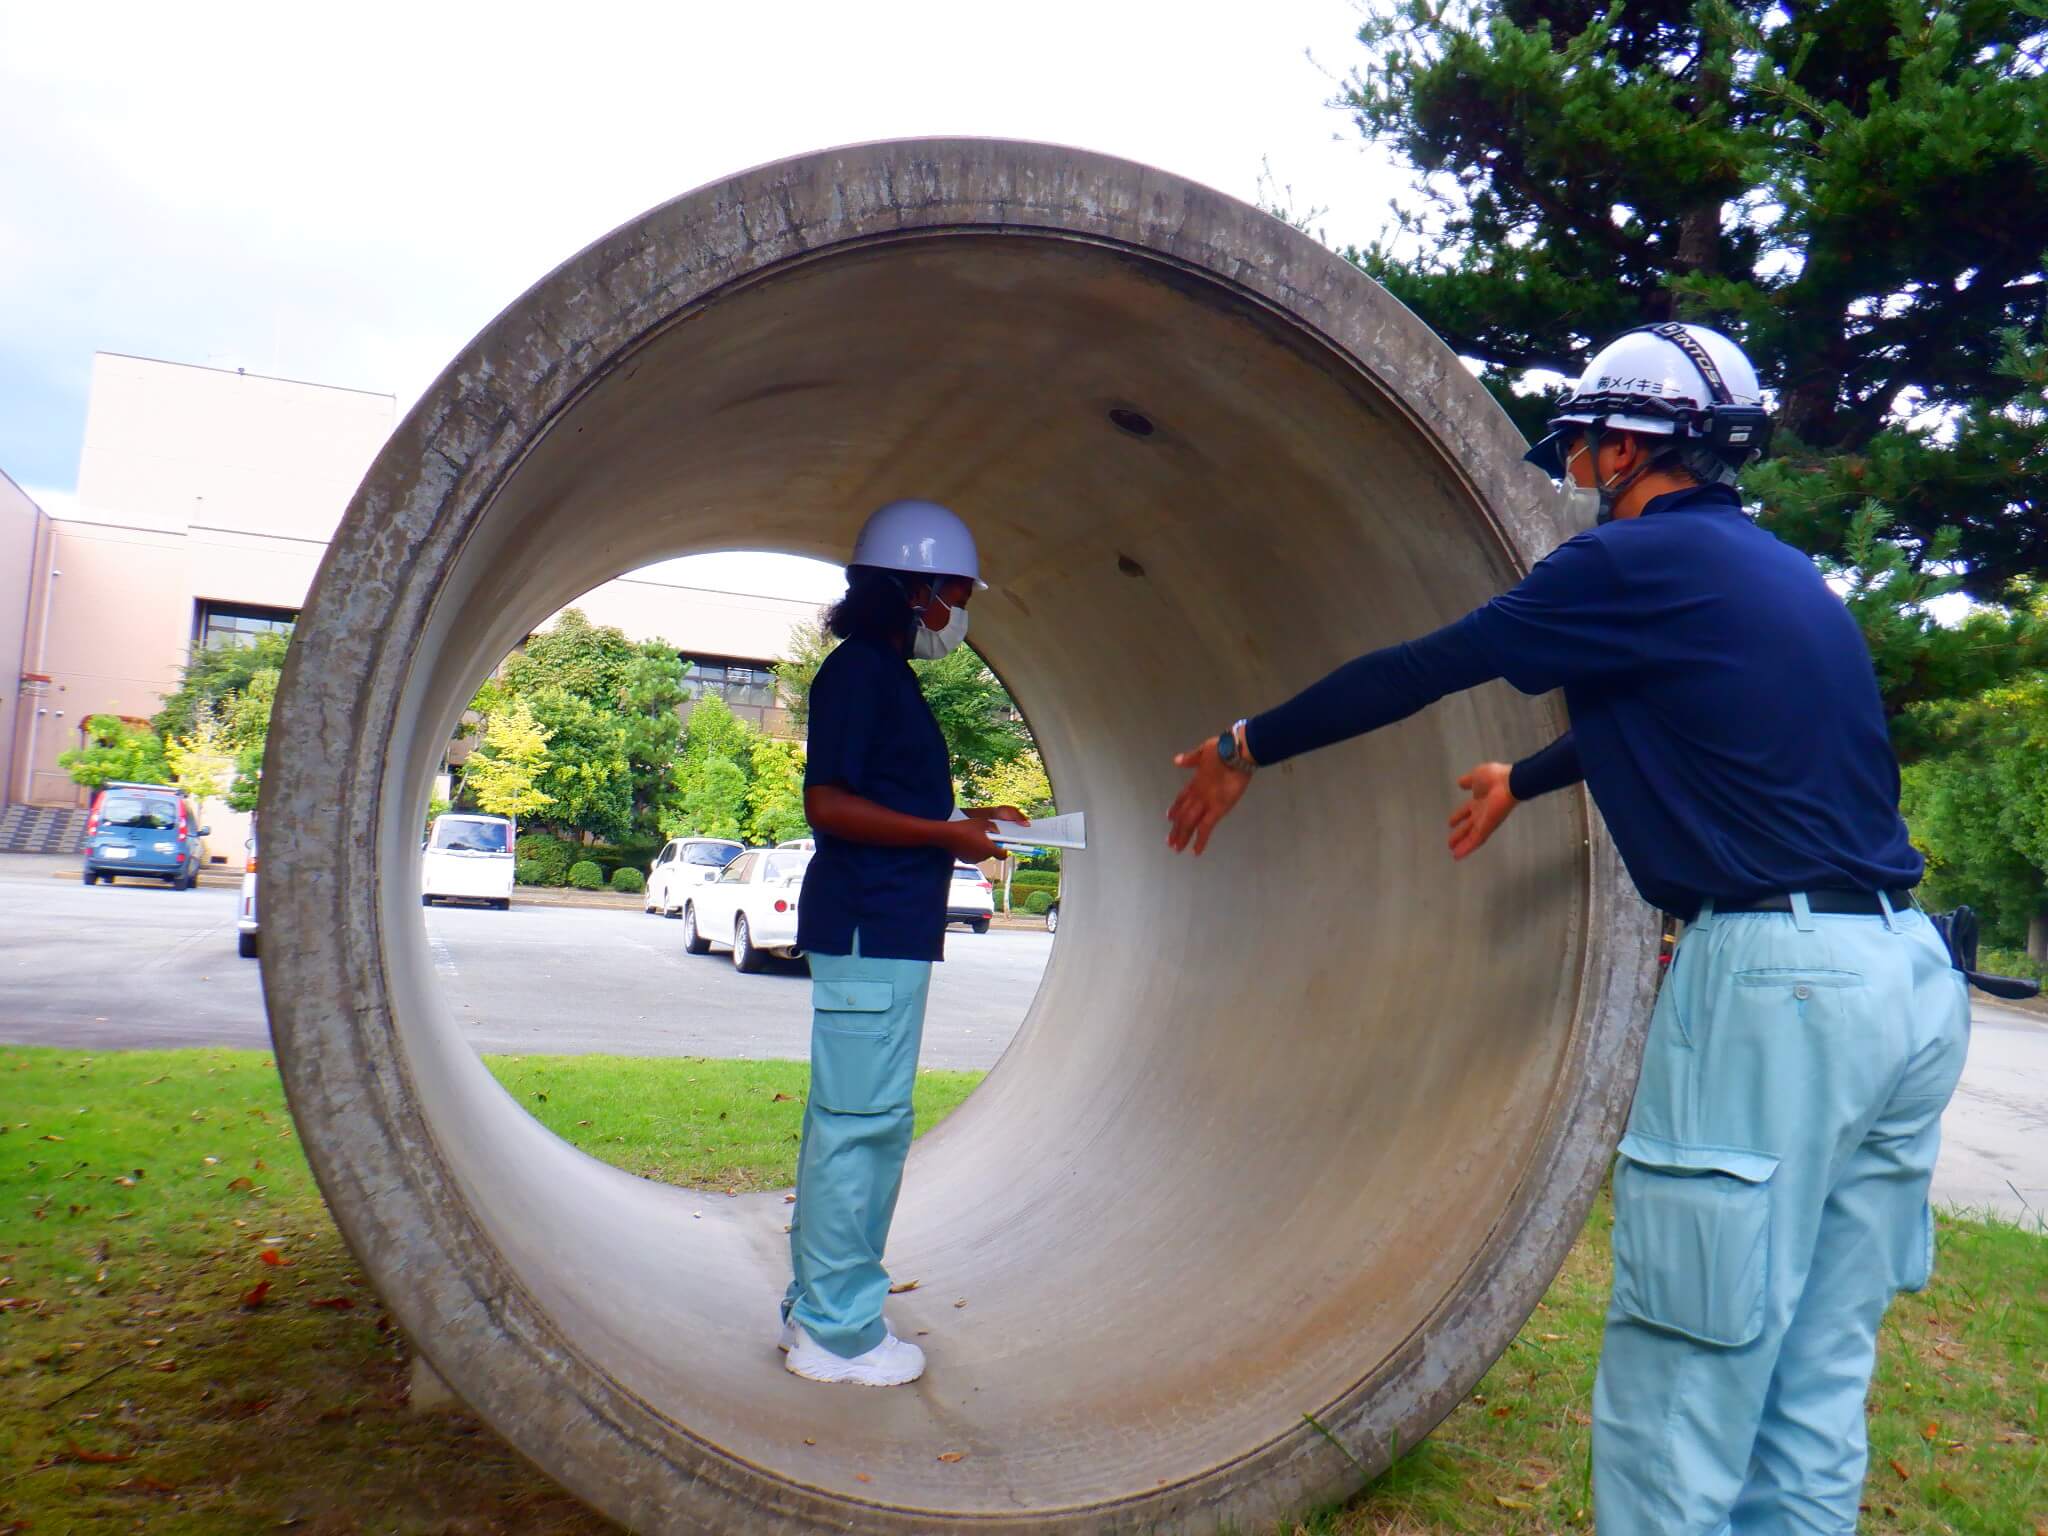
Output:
[1166, 322, 1969, 1535]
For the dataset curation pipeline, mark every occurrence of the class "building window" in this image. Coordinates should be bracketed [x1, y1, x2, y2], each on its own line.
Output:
[195, 600, 297, 651]
[680, 654, 781, 731]
[681, 656, 777, 710]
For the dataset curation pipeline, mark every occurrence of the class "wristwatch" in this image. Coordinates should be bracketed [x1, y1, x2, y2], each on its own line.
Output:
[1214, 720, 1257, 775]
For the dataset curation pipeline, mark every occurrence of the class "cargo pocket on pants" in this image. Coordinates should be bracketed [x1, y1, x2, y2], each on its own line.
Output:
[1612, 1132, 1779, 1348]
[809, 979, 897, 1113]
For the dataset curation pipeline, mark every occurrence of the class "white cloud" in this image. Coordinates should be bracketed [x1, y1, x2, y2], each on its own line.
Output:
[1, 1, 1402, 497]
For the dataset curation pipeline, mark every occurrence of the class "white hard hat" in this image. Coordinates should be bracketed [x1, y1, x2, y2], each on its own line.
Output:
[1525, 323, 1771, 479]
[849, 499, 986, 589]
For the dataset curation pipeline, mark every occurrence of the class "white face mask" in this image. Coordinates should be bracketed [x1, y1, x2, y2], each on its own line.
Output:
[911, 590, 970, 659]
[1564, 439, 1618, 527]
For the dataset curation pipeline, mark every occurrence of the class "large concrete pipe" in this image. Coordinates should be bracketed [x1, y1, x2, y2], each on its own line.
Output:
[261, 139, 1655, 1534]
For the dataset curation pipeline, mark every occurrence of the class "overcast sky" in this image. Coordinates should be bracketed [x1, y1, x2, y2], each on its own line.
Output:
[1, 0, 1416, 598]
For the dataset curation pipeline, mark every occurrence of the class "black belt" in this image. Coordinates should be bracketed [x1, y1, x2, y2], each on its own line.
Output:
[1712, 888, 1916, 916]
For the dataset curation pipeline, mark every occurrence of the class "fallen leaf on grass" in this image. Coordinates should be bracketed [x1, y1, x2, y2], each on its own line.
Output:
[1888, 1458, 1911, 1481]
[1920, 1421, 1939, 1441]
[259, 1249, 289, 1267]
[240, 1281, 272, 1309]
[146, 1360, 177, 1372]
[227, 1177, 255, 1192]
[114, 1474, 178, 1494]
[888, 1280, 921, 1294]
[308, 1296, 355, 1310]
[56, 1443, 134, 1464]
[937, 1451, 966, 1463]
[771, 1092, 794, 1102]
[1494, 1494, 1535, 1510]
[1538, 1332, 1565, 1342]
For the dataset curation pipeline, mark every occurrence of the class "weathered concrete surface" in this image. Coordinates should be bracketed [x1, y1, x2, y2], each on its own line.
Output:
[259, 140, 1659, 1534]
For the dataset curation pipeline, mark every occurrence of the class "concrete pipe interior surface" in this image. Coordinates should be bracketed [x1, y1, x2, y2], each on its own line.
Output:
[262, 139, 1656, 1535]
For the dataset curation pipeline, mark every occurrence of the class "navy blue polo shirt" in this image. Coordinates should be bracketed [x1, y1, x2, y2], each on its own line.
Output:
[797, 635, 956, 962]
[1245, 484, 1922, 919]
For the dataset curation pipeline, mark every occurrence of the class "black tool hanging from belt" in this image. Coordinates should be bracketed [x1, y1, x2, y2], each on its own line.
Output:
[1929, 905, 2042, 1001]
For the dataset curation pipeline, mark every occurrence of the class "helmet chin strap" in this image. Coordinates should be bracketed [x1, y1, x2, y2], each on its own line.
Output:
[1580, 424, 1661, 523]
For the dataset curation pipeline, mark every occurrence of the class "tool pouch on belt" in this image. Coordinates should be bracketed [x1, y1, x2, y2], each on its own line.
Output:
[1929, 905, 2042, 1002]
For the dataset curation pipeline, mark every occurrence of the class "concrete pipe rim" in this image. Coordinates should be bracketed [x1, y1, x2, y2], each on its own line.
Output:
[259, 137, 1655, 1534]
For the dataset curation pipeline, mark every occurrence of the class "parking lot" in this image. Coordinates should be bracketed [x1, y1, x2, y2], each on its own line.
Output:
[0, 855, 1048, 1071]
[1, 852, 2043, 1221]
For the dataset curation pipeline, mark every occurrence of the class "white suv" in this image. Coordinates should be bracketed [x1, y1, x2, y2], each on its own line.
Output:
[946, 863, 995, 934]
[646, 836, 745, 915]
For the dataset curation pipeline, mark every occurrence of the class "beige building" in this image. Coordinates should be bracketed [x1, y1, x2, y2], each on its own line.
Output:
[5, 354, 824, 852]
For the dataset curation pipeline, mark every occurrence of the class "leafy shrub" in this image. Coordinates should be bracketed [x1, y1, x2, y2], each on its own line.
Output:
[609, 867, 646, 894]
[1024, 891, 1053, 916]
[1979, 946, 2045, 982]
[567, 860, 605, 890]
[514, 833, 575, 886]
[513, 858, 550, 887]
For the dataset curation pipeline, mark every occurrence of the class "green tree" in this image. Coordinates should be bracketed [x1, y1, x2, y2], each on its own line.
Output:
[912, 646, 1031, 784]
[771, 619, 835, 730]
[59, 715, 170, 791]
[665, 755, 749, 841]
[660, 694, 755, 839]
[502, 609, 638, 706]
[478, 610, 690, 839]
[525, 686, 634, 842]
[1900, 671, 2048, 959]
[1343, 0, 2048, 707]
[152, 632, 291, 740]
[967, 749, 1056, 818]
[164, 700, 235, 807]
[746, 737, 810, 844]
[462, 694, 556, 822]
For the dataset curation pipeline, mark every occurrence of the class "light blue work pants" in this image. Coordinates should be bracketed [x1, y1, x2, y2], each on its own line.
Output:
[1594, 896, 1970, 1535]
[782, 934, 932, 1359]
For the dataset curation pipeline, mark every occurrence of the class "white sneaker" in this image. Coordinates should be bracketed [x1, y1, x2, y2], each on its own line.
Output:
[783, 1324, 926, 1386]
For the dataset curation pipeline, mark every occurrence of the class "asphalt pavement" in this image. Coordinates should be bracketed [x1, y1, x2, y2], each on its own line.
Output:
[2, 852, 2042, 1223]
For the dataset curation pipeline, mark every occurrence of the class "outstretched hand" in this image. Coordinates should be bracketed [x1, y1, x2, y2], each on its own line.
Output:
[1167, 738, 1252, 856]
[1448, 761, 1517, 860]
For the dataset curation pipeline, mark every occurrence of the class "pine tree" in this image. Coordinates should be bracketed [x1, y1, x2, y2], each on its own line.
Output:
[1344, 0, 2048, 717]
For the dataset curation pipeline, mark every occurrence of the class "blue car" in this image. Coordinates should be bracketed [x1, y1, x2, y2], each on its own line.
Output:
[80, 782, 211, 889]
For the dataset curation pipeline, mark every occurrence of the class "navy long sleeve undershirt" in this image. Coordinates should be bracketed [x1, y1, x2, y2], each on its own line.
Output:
[1510, 731, 1583, 801]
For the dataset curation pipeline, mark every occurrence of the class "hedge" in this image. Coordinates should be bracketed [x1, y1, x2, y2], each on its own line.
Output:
[567, 860, 605, 890]
[514, 833, 576, 886]
[1024, 891, 1053, 916]
[610, 867, 646, 894]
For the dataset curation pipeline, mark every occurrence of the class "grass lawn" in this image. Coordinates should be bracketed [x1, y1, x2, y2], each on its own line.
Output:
[1, 1046, 2042, 1534]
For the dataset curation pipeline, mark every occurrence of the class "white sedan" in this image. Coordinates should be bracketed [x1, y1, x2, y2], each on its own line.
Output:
[682, 847, 813, 972]
[645, 836, 744, 915]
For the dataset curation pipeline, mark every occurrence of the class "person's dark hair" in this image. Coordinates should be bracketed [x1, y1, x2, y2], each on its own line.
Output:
[824, 564, 922, 644]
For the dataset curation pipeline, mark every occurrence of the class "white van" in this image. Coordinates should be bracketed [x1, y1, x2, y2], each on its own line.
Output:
[422, 813, 516, 909]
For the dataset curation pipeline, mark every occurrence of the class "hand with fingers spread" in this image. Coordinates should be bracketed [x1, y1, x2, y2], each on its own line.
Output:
[1448, 761, 1517, 860]
[1167, 737, 1253, 855]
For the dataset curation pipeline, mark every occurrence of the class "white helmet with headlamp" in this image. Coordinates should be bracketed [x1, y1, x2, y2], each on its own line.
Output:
[1525, 322, 1773, 524]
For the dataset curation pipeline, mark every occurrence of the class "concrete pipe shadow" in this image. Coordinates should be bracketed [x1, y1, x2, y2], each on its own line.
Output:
[260, 139, 1656, 1534]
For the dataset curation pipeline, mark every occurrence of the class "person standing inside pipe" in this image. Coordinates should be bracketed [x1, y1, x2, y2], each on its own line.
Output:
[1165, 324, 1968, 1533]
[777, 498, 1027, 1387]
